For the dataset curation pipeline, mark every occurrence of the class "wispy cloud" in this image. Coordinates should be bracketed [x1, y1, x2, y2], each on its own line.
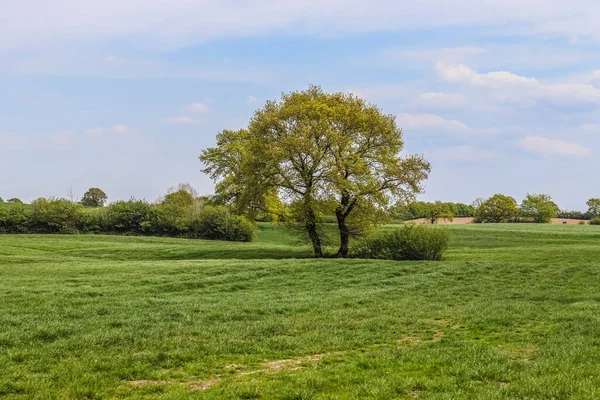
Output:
[184, 103, 210, 113]
[436, 63, 600, 106]
[407, 92, 467, 110]
[396, 113, 471, 134]
[167, 116, 202, 125]
[518, 136, 591, 158]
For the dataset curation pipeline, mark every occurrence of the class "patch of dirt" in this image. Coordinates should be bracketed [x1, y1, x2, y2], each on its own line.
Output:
[397, 331, 444, 345]
[238, 354, 325, 376]
[497, 344, 535, 364]
[189, 379, 220, 391]
[128, 380, 170, 388]
[127, 354, 329, 392]
[127, 378, 218, 392]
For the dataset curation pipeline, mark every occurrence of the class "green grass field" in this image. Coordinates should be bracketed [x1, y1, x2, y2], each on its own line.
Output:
[2, 224, 600, 399]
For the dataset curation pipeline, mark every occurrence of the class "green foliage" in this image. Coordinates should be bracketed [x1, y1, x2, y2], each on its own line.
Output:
[153, 190, 198, 236]
[390, 201, 472, 221]
[558, 210, 591, 220]
[426, 201, 454, 224]
[0, 202, 31, 233]
[354, 224, 450, 261]
[0, 193, 256, 242]
[590, 217, 600, 225]
[520, 193, 559, 223]
[7, 198, 23, 204]
[189, 206, 255, 242]
[106, 199, 155, 234]
[201, 85, 430, 257]
[586, 198, 600, 218]
[30, 198, 85, 233]
[475, 194, 519, 223]
[80, 188, 107, 208]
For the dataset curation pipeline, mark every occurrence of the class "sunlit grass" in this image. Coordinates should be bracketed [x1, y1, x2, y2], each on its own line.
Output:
[2, 224, 600, 398]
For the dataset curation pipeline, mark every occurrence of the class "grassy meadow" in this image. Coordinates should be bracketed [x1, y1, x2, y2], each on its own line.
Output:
[2, 224, 600, 399]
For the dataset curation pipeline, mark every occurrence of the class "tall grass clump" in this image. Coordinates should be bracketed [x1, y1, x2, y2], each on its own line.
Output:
[354, 224, 450, 261]
[589, 218, 600, 226]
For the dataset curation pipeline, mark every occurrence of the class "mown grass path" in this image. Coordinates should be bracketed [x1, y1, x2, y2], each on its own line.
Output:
[2, 224, 600, 399]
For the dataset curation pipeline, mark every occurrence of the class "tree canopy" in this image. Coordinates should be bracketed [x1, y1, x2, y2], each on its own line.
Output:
[201, 85, 430, 257]
[475, 194, 518, 223]
[587, 198, 600, 218]
[426, 201, 454, 224]
[80, 188, 108, 208]
[520, 193, 558, 223]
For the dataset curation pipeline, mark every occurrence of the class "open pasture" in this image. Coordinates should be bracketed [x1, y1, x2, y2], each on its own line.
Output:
[2, 224, 600, 399]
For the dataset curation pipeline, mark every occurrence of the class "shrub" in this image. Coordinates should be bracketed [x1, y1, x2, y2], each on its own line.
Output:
[0, 203, 31, 233]
[30, 198, 85, 234]
[80, 207, 110, 233]
[590, 218, 600, 226]
[106, 199, 155, 234]
[152, 190, 199, 236]
[579, 221, 587, 225]
[189, 206, 255, 242]
[354, 224, 450, 261]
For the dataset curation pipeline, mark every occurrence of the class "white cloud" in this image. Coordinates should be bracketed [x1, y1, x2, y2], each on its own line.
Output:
[86, 128, 105, 137]
[409, 92, 467, 109]
[396, 113, 470, 133]
[518, 136, 591, 158]
[184, 103, 209, 113]
[388, 46, 487, 64]
[579, 123, 600, 133]
[112, 125, 130, 134]
[167, 116, 202, 125]
[429, 145, 502, 163]
[247, 96, 258, 103]
[4, 0, 600, 52]
[437, 63, 600, 106]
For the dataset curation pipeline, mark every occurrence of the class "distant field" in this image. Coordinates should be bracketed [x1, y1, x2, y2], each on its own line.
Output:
[409, 217, 587, 225]
[3, 224, 600, 399]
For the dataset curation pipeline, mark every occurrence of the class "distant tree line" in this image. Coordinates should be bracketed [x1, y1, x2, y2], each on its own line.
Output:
[385, 195, 600, 225]
[0, 185, 255, 241]
[389, 201, 474, 222]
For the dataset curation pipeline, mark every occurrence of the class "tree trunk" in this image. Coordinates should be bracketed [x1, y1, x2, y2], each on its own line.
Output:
[336, 209, 350, 258]
[335, 190, 356, 258]
[303, 201, 323, 258]
[306, 220, 324, 258]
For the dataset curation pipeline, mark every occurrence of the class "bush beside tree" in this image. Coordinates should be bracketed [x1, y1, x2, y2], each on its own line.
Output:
[354, 224, 450, 261]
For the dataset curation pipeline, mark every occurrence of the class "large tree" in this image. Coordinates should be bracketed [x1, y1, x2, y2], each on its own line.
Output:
[587, 198, 600, 218]
[475, 194, 518, 223]
[520, 193, 559, 223]
[201, 86, 430, 258]
[80, 188, 107, 208]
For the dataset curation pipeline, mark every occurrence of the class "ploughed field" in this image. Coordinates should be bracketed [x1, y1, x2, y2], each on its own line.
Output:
[2, 224, 600, 399]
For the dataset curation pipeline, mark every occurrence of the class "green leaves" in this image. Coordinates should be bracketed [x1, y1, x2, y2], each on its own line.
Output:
[200, 85, 430, 257]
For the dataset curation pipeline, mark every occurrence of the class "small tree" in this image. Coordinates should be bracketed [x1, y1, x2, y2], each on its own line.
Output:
[587, 198, 600, 219]
[427, 201, 454, 224]
[520, 193, 559, 223]
[475, 194, 518, 223]
[81, 188, 108, 208]
[7, 198, 23, 204]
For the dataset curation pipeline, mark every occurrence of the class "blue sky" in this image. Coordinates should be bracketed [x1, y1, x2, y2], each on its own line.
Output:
[2, 1, 600, 210]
